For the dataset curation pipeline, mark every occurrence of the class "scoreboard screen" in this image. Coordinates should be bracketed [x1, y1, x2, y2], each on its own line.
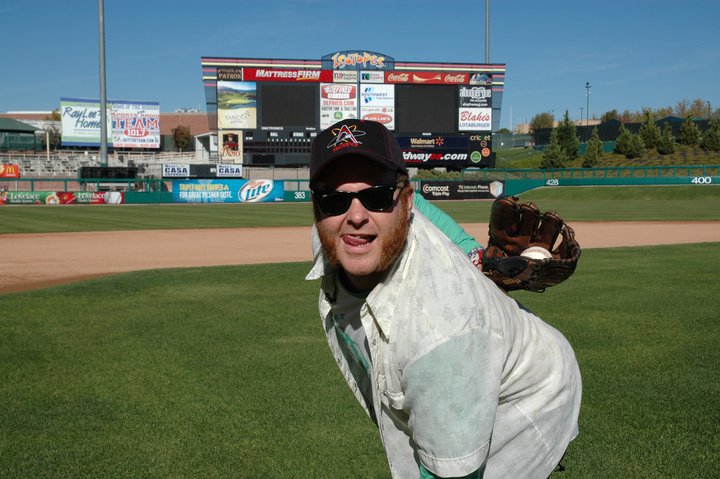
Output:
[395, 84, 457, 134]
[260, 83, 317, 128]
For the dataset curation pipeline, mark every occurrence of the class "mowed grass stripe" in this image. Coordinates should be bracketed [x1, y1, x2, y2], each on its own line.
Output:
[1, 185, 720, 234]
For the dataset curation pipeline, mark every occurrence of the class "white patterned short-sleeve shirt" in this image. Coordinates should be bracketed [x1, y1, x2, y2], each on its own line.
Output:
[306, 211, 582, 479]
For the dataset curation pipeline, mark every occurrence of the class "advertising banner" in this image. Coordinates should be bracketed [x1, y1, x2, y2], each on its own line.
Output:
[418, 180, 505, 200]
[172, 179, 283, 203]
[385, 71, 469, 85]
[60, 98, 112, 146]
[468, 133, 494, 167]
[60, 98, 160, 148]
[360, 84, 395, 130]
[320, 83, 358, 129]
[397, 135, 469, 166]
[0, 164, 21, 178]
[459, 86, 492, 108]
[162, 164, 191, 178]
[110, 101, 161, 148]
[360, 71, 384, 83]
[216, 164, 244, 177]
[217, 67, 243, 81]
[220, 131, 243, 162]
[333, 71, 358, 83]
[458, 107, 492, 131]
[243, 68, 332, 82]
[0, 191, 124, 205]
[217, 81, 257, 129]
[469, 73, 493, 85]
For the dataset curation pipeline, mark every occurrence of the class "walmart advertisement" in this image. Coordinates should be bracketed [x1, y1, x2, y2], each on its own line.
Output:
[172, 179, 283, 203]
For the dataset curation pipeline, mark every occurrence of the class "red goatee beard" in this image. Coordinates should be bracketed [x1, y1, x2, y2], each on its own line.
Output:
[317, 197, 411, 276]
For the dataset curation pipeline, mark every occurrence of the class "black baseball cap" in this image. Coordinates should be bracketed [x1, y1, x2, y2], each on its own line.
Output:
[309, 119, 407, 189]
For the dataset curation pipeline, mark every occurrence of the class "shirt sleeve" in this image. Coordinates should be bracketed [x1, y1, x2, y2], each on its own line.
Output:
[402, 331, 503, 478]
[412, 193, 482, 255]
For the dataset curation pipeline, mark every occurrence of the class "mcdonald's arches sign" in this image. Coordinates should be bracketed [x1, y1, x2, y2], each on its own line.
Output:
[0, 164, 21, 178]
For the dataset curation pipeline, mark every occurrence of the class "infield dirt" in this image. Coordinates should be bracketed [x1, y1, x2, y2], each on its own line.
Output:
[2, 221, 719, 294]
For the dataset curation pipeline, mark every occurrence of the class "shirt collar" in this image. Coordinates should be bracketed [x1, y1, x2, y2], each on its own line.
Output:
[306, 214, 417, 339]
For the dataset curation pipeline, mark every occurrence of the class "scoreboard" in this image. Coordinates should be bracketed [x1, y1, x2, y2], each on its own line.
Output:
[201, 51, 505, 170]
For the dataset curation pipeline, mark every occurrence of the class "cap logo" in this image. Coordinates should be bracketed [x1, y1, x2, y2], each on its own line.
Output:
[327, 124, 366, 152]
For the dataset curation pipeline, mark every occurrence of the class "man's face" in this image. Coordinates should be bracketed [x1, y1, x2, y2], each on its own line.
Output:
[314, 157, 413, 291]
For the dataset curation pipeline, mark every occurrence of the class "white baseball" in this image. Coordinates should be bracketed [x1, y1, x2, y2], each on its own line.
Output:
[520, 246, 552, 260]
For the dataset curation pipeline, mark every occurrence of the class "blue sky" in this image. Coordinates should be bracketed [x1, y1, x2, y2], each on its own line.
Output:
[1, 0, 718, 130]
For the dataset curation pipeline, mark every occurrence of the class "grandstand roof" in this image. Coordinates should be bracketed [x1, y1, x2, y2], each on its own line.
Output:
[0, 118, 39, 133]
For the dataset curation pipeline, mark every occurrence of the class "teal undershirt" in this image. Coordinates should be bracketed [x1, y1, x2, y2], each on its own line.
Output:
[413, 193, 482, 255]
[419, 463, 482, 479]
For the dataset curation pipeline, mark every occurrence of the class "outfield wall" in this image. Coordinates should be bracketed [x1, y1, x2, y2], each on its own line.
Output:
[2, 165, 718, 205]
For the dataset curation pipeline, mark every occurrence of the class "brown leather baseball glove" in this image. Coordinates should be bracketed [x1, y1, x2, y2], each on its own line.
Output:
[481, 196, 581, 292]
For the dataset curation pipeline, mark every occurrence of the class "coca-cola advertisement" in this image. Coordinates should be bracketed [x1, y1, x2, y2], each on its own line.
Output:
[458, 108, 492, 131]
[384, 71, 469, 85]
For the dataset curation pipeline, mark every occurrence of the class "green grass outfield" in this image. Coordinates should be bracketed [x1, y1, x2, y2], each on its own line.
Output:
[1, 186, 719, 477]
[1, 247, 719, 478]
[1, 185, 720, 234]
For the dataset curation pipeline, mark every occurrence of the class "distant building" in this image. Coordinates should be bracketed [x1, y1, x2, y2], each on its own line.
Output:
[0, 111, 211, 154]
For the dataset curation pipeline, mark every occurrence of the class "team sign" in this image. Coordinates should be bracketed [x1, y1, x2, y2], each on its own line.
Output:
[243, 68, 332, 82]
[331, 52, 386, 69]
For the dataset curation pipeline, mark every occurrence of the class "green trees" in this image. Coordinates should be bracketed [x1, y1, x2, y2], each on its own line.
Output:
[638, 111, 660, 149]
[172, 125, 192, 152]
[540, 129, 567, 169]
[656, 123, 676, 155]
[701, 118, 720, 151]
[614, 124, 644, 158]
[40, 126, 61, 150]
[678, 116, 701, 146]
[582, 128, 603, 168]
[530, 112, 555, 133]
[556, 110, 580, 161]
[614, 124, 633, 156]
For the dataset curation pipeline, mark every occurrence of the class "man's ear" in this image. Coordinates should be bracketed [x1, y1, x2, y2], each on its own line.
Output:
[405, 187, 414, 219]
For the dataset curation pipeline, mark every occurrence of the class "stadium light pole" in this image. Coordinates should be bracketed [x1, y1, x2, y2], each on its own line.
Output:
[98, 0, 108, 167]
[585, 82, 591, 141]
[485, 0, 490, 63]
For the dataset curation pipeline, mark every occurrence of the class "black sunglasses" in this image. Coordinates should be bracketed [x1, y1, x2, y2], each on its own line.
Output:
[314, 183, 406, 216]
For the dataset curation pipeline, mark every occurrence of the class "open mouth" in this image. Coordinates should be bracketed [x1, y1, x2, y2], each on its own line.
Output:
[342, 234, 376, 247]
